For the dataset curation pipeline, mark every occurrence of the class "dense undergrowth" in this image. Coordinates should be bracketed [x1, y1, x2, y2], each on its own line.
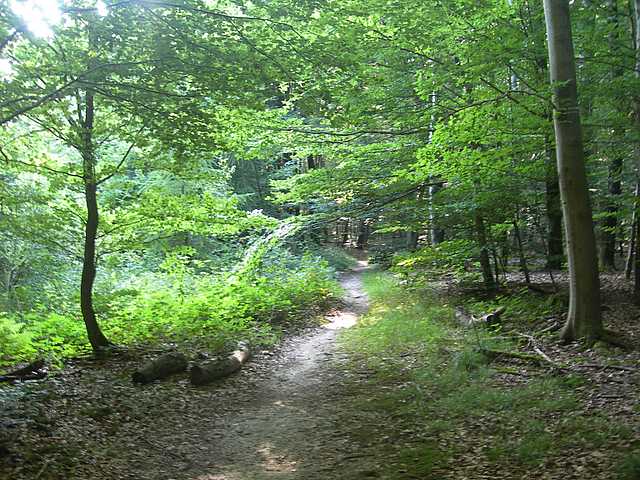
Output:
[0, 246, 347, 368]
[340, 271, 638, 479]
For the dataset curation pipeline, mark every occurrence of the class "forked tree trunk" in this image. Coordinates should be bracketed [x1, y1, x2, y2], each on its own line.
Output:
[543, 0, 602, 341]
[80, 91, 110, 351]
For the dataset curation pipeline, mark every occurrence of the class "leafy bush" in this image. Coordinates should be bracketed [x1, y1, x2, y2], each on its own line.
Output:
[391, 240, 477, 280]
[0, 314, 35, 363]
[0, 249, 340, 368]
[368, 245, 397, 268]
[106, 249, 340, 352]
[309, 246, 358, 271]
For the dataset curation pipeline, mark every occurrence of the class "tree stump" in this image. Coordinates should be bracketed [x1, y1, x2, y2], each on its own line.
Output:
[132, 352, 188, 384]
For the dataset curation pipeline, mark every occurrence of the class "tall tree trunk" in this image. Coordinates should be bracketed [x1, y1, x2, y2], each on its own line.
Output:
[474, 210, 495, 290]
[543, 0, 602, 341]
[635, 214, 640, 302]
[513, 218, 531, 285]
[600, 0, 624, 270]
[626, 184, 639, 279]
[632, 0, 640, 300]
[545, 134, 564, 269]
[80, 91, 110, 351]
[405, 231, 418, 251]
[356, 220, 369, 250]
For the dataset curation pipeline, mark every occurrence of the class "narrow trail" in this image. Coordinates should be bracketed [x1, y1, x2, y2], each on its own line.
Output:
[188, 261, 371, 480]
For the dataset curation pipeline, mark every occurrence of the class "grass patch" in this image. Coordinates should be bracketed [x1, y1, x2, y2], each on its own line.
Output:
[339, 271, 634, 477]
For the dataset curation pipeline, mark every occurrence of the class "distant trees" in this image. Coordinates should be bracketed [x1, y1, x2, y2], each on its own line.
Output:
[2, 0, 640, 347]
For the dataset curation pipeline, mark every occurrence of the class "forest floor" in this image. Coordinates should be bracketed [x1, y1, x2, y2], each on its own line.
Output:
[2, 265, 640, 479]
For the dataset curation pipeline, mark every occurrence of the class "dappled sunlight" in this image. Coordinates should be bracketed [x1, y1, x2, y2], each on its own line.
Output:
[257, 443, 298, 473]
[325, 311, 358, 330]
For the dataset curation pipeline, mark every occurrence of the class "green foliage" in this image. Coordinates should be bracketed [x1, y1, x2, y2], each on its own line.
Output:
[0, 249, 339, 367]
[308, 246, 358, 272]
[0, 314, 35, 363]
[391, 240, 477, 279]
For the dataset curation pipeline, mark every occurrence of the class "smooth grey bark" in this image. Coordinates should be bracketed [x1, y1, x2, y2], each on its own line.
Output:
[543, 0, 602, 341]
[80, 91, 111, 351]
[532, 10, 565, 270]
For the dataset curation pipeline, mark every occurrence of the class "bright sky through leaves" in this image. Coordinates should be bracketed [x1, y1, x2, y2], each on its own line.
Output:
[9, 0, 61, 38]
[9, 0, 108, 39]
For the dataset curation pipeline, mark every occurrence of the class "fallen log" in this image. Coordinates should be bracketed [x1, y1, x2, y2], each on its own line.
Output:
[0, 359, 46, 383]
[479, 348, 557, 367]
[480, 306, 505, 329]
[132, 352, 188, 384]
[190, 344, 251, 386]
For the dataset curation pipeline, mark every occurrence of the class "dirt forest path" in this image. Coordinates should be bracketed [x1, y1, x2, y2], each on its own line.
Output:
[191, 261, 370, 480]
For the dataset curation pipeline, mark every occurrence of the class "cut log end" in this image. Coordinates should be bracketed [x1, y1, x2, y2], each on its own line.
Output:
[190, 345, 251, 386]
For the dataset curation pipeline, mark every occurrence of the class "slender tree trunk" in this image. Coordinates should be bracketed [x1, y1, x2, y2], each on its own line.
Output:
[356, 220, 369, 250]
[601, 159, 622, 269]
[545, 134, 564, 269]
[632, 0, 640, 300]
[513, 218, 531, 284]
[544, 0, 602, 341]
[635, 215, 640, 302]
[625, 183, 639, 279]
[600, 0, 623, 270]
[474, 211, 495, 290]
[80, 91, 110, 351]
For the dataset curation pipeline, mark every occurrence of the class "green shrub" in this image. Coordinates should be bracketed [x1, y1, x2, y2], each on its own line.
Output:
[0, 314, 35, 364]
[0, 249, 340, 366]
[391, 240, 477, 281]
